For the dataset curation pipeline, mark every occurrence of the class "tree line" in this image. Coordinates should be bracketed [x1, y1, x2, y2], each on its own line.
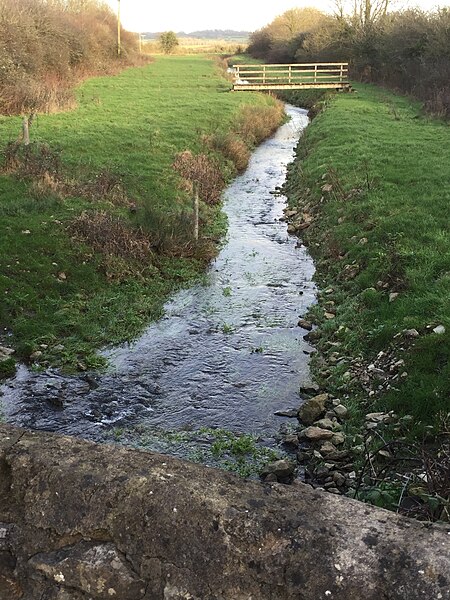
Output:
[248, 4, 450, 117]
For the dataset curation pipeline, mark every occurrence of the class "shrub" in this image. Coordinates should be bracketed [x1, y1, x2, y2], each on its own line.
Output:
[206, 132, 250, 172]
[172, 150, 224, 206]
[0, 0, 140, 115]
[67, 211, 153, 275]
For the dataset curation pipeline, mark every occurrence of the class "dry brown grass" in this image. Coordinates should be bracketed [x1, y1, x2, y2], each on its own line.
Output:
[2, 141, 133, 208]
[205, 132, 250, 172]
[205, 100, 285, 173]
[172, 150, 224, 205]
[68, 211, 154, 280]
[236, 103, 286, 145]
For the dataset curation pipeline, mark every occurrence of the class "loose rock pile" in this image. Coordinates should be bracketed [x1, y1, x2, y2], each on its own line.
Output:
[262, 392, 355, 493]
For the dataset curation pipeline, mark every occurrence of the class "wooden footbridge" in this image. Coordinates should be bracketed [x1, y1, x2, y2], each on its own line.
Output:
[232, 62, 350, 91]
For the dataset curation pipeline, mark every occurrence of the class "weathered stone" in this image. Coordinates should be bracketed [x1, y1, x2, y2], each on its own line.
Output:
[298, 393, 329, 425]
[333, 472, 347, 487]
[313, 418, 334, 430]
[333, 404, 349, 419]
[366, 412, 387, 422]
[0, 425, 449, 600]
[301, 426, 334, 441]
[296, 451, 311, 463]
[29, 542, 146, 600]
[319, 441, 338, 455]
[299, 383, 320, 395]
[433, 325, 446, 335]
[0, 346, 14, 361]
[324, 481, 337, 489]
[403, 329, 420, 338]
[282, 434, 299, 448]
[331, 432, 346, 446]
[261, 459, 295, 480]
[298, 318, 313, 331]
[274, 409, 298, 418]
[326, 449, 350, 461]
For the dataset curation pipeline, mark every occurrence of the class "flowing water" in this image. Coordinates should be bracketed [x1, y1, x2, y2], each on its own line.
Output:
[1, 105, 316, 454]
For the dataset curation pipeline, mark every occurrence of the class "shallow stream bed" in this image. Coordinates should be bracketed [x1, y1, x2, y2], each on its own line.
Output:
[1, 105, 315, 464]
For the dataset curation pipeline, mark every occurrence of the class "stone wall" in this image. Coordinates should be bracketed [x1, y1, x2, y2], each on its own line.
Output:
[0, 424, 449, 599]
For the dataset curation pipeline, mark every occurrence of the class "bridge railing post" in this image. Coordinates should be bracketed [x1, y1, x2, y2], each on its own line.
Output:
[288, 65, 292, 85]
[263, 65, 266, 85]
[314, 65, 317, 84]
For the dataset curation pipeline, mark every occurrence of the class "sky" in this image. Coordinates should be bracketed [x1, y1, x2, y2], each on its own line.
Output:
[106, 0, 448, 33]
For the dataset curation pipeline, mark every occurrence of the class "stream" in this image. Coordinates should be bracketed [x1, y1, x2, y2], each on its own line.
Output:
[1, 105, 316, 460]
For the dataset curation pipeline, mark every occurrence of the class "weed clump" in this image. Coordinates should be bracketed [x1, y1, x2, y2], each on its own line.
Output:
[173, 150, 224, 206]
[68, 211, 154, 280]
[2, 142, 132, 207]
[236, 104, 285, 145]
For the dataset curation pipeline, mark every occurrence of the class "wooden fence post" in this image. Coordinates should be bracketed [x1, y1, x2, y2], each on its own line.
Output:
[193, 182, 199, 241]
[22, 116, 30, 146]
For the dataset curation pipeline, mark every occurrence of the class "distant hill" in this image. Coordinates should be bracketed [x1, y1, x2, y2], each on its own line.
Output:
[142, 30, 250, 40]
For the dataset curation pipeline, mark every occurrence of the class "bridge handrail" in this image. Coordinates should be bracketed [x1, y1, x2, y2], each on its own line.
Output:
[232, 62, 350, 91]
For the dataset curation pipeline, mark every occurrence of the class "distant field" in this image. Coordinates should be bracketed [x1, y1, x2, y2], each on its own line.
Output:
[144, 37, 248, 54]
[0, 56, 281, 371]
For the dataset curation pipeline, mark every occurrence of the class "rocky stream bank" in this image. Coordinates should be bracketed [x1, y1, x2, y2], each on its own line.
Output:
[265, 90, 450, 522]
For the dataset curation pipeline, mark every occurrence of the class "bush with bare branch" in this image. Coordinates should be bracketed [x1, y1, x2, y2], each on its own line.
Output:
[172, 151, 224, 206]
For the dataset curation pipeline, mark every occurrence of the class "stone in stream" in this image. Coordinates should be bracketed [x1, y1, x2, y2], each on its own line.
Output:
[298, 393, 329, 425]
[299, 383, 320, 395]
[282, 434, 299, 448]
[274, 409, 298, 418]
[297, 318, 313, 330]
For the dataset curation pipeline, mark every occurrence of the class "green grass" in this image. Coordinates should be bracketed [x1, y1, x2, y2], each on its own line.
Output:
[285, 84, 450, 429]
[0, 56, 282, 372]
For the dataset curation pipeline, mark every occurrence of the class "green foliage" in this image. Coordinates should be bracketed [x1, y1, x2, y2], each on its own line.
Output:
[159, 31, 179, 54]
[285, 84, 450, 428]
[0, 358, 16, 380]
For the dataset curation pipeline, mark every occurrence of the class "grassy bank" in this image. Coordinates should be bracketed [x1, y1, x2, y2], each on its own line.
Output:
[284, 85, 449, 515]
[0, 56, 284, 372]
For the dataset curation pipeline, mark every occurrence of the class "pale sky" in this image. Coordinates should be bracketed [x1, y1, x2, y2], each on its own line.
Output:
[107, 0, 448, 33]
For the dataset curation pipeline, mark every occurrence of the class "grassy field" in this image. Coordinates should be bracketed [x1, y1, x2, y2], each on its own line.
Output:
[284, 84, 449, 430]
[0, 55, 283, 373]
